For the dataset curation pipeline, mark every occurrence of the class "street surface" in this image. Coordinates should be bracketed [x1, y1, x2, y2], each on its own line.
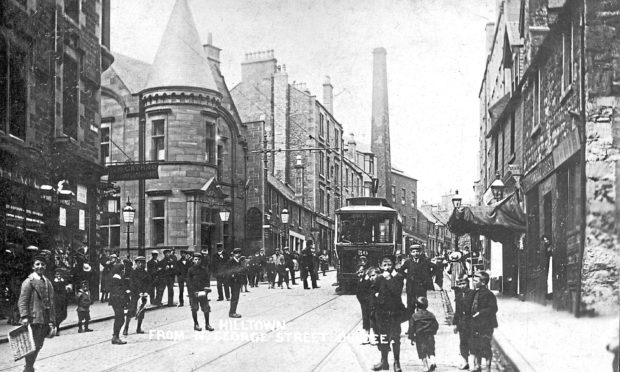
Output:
[0, 272, 512, 372]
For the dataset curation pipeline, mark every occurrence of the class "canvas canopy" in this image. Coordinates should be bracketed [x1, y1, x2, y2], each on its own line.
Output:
[447, 192, 526, 243]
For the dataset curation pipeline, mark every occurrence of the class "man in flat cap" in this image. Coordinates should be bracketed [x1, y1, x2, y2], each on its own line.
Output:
[147, 250, 161, 305]
[124, 256, 150, 335]
[160, 249, 177, 307]
[18, 254, 57, 372]
[227, 248, 244, 318]
[187, 253, 214, 331]
[398, 244, 433, 316]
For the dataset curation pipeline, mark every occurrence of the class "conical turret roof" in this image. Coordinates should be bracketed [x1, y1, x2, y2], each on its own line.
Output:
[144, 0, 217, 92]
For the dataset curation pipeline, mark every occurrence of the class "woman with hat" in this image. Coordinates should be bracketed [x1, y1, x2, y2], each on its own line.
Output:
[18, 254, 57, 372]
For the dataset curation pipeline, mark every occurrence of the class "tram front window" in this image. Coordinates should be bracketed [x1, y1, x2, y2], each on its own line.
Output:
[339, 213, 394, 244]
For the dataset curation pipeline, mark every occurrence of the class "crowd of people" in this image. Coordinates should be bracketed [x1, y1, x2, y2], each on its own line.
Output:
[354, 244, 498, 372]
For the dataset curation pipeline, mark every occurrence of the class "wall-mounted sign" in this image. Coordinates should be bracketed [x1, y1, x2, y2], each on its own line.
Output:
[79, 209, 85, 230]
[522, 154, 555, 192]
[77, 184, 87, 204]
[108, 163, 159, 181]
[59, 207, 66, 227]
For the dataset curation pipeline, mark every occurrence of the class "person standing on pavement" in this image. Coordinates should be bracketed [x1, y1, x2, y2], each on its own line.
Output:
[371, 254, 405, 372]
[124, 256, 150, 335]
[146, 251, 161, 305]
[469, 271, 498, 372]
[300, 243, 319, 289]
[453, 274, 474, 370]
[213, 243, 230, 301]
[160, 249, 176, 307]
[319, 250, 329, 276]
[108, 263, 129, 345]
[18, 254, 57, 372]
[398, 244, 434, 316]
[187, 253, 214, 331]
[227, 248, 244, 318]
[356, 265, 376, 345]
[76, 279, 93, 333]
[274, 248, 291, 289]
[266, 256, 277, 289]
[51, 268, 71, 335]
[176, 250, 191, 307]
[283, 247, 297, 285]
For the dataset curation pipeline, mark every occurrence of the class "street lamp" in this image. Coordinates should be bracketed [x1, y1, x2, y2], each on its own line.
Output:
[218, 209, 230, 223]
[281, 208, 289, 248]
[123, 197, 135, 257]
[490, 171, 505, 201]
[452, 190, 462, 252]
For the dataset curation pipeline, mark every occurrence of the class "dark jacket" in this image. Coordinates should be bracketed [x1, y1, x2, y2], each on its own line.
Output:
[160, 256, 176, 279]
[300, 249, 315, 270]
[452, 288, 474, 326]
[129, 267, 151, 294]
[356, 277, 374, 305]
[176, 258, 191, 280]
[471, 286, 498, 331]
[108, 274, 128, 308]
[399, 257, 434, 294]
[186, 264, 210, 294]
[408, 308, 439, 340]
[213, 250, 229, 277]
[76, 289, 92, 312]
[226, 257, 245, 284]
[147, 258, 161, 281]
[373, 272, 405, 313]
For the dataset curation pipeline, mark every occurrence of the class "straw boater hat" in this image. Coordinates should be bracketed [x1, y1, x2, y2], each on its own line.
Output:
[83, 263, 92, 272]
[449, 251, 463, 262]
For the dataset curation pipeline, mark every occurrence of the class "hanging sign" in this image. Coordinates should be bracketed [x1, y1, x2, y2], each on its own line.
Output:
[108, 163, 159, 181]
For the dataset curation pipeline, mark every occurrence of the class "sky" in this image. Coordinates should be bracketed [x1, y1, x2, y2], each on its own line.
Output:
[110, 0, 496, 205]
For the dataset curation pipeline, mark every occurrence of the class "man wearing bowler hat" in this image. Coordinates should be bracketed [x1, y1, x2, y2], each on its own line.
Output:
[227, 248, 244, 318]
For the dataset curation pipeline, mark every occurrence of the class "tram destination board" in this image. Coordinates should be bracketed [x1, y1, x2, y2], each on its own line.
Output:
[107, 163, 159, 181]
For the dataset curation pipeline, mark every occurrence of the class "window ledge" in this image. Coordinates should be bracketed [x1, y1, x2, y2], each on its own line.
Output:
[530, 124, 542, 138]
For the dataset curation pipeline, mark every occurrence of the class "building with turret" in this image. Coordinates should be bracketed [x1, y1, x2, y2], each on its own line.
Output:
[100, 0, 246, 256]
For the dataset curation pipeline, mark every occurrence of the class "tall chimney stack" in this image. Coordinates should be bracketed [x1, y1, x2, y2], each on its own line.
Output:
[370, 47, 392, 200]
[323, 75, 333, 114]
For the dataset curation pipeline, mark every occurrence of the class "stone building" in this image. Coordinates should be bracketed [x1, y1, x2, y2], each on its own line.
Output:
[231, 53, 345, 255]
[0, 0, 112, 268]
[477, 0, 618, 316]
[391, 166, 422, 248]
[100, 0, 246, 256]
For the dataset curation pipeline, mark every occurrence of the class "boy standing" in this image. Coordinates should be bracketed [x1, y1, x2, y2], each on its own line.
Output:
[372, 255, 405, 372]
[408, 297, 439, 371]
[470, 271, 498, 372]
[453, 274, 474, 369]
[76, 280, 93, 333]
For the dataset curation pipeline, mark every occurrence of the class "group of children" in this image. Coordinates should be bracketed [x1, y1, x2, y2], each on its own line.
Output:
[355, 254, 439, 372]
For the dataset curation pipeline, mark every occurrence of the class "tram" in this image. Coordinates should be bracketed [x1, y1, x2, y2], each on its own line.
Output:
[334, 197, 403, 292]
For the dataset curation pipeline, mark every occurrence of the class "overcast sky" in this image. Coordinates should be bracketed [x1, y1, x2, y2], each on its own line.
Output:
[110, 0, 496, 205]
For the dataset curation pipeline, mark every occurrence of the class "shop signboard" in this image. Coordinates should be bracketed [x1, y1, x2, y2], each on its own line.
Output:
[108, 163, 159, 181]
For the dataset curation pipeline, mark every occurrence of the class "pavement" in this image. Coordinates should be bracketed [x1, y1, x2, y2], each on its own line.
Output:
[444, 279, 618, 372]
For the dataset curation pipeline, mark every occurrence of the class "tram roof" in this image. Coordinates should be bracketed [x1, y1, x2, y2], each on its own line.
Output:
[336, 205, 397, 213]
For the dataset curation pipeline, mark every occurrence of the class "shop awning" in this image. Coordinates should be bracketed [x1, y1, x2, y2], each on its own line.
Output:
[447, 192, 526, 243]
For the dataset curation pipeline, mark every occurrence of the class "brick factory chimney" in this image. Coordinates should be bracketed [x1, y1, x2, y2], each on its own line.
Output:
[323, 75, 333, 115]
[370, 47, 392, 200]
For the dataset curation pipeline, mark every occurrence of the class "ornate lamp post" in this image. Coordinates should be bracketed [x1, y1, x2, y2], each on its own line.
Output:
[122, 197, 135, 257]
[281, 208, 289, 248]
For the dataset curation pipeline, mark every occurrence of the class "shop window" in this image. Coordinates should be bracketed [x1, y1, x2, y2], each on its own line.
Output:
[152, 119, 165, 160]
[63, 55, 79, 140]
[0, 35, 27, 140]
[151, 200, 165, 246]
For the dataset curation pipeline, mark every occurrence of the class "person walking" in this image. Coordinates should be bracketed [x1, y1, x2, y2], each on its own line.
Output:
[453, 274, 474, 370]
[227, 248, 244, 318]
[371, 254, 405, 372]
[108, 263, 129, 345]
[469, 271, 498, 372]
[187, 253, 214, 331]
[408, 297, 439, 372]
[18, 254, 57, 372]
[213, 243, 230, 301]
[319, 250, 329, 276]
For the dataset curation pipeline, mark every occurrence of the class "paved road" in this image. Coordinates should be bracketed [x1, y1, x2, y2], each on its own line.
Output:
[0, 272, 512, 372]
